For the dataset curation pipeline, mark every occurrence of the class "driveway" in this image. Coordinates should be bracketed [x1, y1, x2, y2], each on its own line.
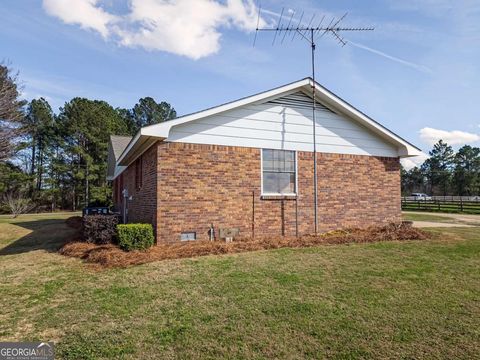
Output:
[405, 211, 480, 228]
[412, 221, 476, 228]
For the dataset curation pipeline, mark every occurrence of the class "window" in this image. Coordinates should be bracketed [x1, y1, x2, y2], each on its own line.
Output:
[135, 156, 143, 190]
[262, 149, 296, 195]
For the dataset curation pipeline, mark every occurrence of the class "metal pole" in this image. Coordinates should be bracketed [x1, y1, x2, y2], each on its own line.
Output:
[252, 190, 255, 238]
[254, 16, 374, 235]
[311, 29, 318, 234]
[295, 197, 298, 238]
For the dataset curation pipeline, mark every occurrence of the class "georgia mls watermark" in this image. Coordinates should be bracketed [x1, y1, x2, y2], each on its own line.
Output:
[0, 342, 54, 360]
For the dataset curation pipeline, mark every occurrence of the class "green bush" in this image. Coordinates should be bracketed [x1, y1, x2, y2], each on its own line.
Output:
[117, 224, 154, 251]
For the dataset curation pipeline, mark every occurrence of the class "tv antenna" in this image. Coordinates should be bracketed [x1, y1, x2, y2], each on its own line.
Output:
[253, 7, 374, 234]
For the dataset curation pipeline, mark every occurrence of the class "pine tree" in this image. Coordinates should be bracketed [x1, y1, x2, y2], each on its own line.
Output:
[23, 98, 56, 192]
[452, 145, 480, 196]
[421, 140, 454, 195]
[0, 63, 26, 162]
[57, 98, 129, 209]
[132, 97, 176, 130]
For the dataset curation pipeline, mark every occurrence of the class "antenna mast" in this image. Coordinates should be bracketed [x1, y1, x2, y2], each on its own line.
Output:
[254, 8, 374, 234]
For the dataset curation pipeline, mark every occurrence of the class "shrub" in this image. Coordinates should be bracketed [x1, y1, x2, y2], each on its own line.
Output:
[117, 224, 154, 251]
[83, 215, 119, 244]
[2, 191, 36, 218]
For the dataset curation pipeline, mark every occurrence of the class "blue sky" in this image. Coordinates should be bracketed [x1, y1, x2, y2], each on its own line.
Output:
[1, 0, 479, 168]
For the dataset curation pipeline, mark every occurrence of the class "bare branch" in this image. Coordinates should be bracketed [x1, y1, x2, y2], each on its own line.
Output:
[2, 191, 36, 218]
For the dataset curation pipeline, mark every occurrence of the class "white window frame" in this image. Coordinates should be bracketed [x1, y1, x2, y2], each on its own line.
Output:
[260, 149, 298, 196]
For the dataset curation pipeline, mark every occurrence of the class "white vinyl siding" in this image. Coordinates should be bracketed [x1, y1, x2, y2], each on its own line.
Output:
[167, 91, 398, 157]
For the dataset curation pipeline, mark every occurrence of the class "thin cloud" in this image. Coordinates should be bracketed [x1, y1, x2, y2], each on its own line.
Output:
[348, 40, 433, 74]
[388, 0, 455, 16]
[419, 127, 480, 146]
[21, 73, 143, 111]
[42, 0, 264, 60]
[256, 8, 434, 75]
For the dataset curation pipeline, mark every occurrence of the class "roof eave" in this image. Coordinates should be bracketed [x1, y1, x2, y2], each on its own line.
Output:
[305, 79, 421, 156]
[398, 145, 423, 158]
[107, 165, 127, 181]
[114, 79, 312, 167]
[117, 129, 165, 167]
[115, 77, 421, 164]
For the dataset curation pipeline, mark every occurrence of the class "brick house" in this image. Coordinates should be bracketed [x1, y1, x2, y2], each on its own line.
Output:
[107, 78, 420, 243]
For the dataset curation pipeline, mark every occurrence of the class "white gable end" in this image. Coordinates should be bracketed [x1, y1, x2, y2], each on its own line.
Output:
[167, 91, 398, 157]
[116, 78, 421, 172]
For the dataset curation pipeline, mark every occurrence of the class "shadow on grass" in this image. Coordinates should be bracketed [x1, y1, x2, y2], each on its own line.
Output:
[0, 218, 77, 256]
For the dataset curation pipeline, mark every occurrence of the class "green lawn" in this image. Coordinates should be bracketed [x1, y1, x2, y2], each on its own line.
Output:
[1, 214, 479, 359]
[402, 212, 456, 222]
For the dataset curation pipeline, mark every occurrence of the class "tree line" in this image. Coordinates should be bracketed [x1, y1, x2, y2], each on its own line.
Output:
[0, 63, 175, 213]
[402, 140, 480, 196]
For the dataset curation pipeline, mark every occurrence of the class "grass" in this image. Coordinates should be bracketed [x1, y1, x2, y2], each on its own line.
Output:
[1, 213, 479, 359]
[402, 212, 456, 222]
[0, 212, 81, 254]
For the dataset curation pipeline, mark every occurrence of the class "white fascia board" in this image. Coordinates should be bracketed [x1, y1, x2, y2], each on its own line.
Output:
[120, 81, 310, 166]
[118, 77, 421, 164]
[116, 131, 141, 166]
[114, 128, 164, 177]
[117, 133, 164, 167]
[398, 144, 423, 158]
[310, 79, 421, 157]
[141, 79, 311, 139]
[111, 131, 162, 180]
[107, 165, 127, 181]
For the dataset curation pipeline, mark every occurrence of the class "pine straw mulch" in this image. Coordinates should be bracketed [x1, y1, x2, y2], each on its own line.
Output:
[60, 220, 429, 268]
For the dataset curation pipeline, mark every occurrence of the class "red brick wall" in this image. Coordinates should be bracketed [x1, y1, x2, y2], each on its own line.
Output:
[155, 142, 401, 243]
[114, 143, 158, 227]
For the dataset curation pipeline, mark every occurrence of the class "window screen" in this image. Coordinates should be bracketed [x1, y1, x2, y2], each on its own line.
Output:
[262, 149, 296, 194]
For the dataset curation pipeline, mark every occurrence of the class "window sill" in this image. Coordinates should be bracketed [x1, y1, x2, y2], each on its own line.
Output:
[261, 194, 297, 200]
